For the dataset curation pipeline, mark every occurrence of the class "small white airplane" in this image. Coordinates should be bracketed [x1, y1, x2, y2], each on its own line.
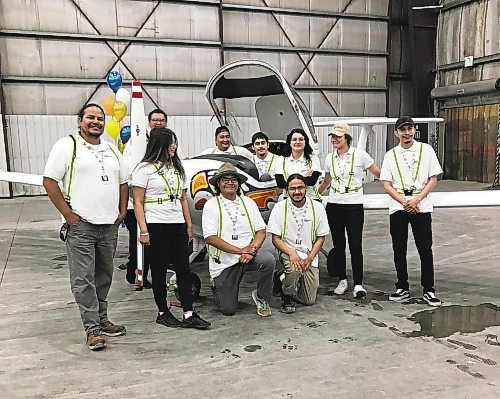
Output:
[1, 60, 500, 270]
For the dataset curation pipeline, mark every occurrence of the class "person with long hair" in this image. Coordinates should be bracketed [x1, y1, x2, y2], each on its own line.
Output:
[132, 127, 211, 329]
[318, 122, 380, 299]
[275, 128, 322, 200]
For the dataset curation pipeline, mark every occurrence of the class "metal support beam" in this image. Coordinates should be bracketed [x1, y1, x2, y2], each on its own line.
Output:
[442, 0, 485, 12]
[0, 30, 387, 58]
[436, 52, 500, 72]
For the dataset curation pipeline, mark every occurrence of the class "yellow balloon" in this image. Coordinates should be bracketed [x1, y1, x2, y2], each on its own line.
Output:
[102, 96, 116, 116]
[105, 118, 120, 140]
[117, 140, 125, 154]
[113, 101, 127, 122]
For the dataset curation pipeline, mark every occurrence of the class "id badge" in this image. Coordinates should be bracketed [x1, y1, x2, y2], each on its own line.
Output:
[101, 175, 109, 185]
[295, 238, 302, 245]
[339, 184, 346, 193]
[232, 234, 238, 241]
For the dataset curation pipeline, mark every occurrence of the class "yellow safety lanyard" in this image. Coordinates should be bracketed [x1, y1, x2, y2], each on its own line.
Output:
[207, 196, 256, 263]
[280, 198, 317, 247]
[212, 146, 237, 155]
[392, 143, 424, 195]
[144, 163, 181, 204]
[64, 135, 120, 203]
[330, 148, 361, 193]
[253, 154, 275, 174]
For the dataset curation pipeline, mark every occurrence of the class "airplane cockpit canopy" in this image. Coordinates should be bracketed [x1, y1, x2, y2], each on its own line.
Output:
[206, 60, 319, 154]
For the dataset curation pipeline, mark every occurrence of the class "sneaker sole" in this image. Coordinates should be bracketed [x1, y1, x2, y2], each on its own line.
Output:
[88, 342, 106, 351]
[423, 298, 442, 307]
[181, 323, 210, 330]
[101, 330, 126, 337]
[156, 320, 181, 328]
[252, 291, 272, 317]
[389, 295, 410, 302]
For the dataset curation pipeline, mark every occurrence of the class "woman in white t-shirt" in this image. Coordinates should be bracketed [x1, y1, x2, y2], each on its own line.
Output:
[132, 127, 210, 330]
[318, 123, 380, 299]
[275, 128, 322, 200]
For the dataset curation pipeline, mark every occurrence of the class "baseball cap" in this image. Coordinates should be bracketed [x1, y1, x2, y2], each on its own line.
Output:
[328, 122, 350, 137]
[395, 116, 414, 130]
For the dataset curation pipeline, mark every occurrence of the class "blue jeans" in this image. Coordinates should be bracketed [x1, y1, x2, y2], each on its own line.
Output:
[66, 221, 118, 332]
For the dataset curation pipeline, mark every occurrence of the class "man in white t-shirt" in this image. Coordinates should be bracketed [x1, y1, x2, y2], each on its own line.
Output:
[250, 132, 282, 182]
[267, 174, 329, 313]
[202, 162, 275, 317]
[43, 103, 128, 350]
[380, 116, 443, 307]
[199, 126, 253, 159]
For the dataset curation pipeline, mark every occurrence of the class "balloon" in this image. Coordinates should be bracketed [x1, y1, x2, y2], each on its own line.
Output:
[102, 96, 116, 116]
[105, 118, 120, 140]
[106, 71, 122, 93]
[115, 88, 131, 106]
[120, 125, 131, 144]
[113, 101, 127, 122]
[117, 139, 126, 154]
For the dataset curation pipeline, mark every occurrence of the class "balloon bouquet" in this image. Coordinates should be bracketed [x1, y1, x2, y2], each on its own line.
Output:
[102, 71, 131, 153]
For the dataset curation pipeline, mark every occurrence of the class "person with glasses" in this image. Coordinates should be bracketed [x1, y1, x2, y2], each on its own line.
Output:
[275, 128, 322, 201]
[202, 163, 275, 317]
[380, 116, 443, 307]
[268, 174, 329, 313]
[318, 122, 380, 299]
[131, 127, 211, 329]
[199, 126, 253, 160]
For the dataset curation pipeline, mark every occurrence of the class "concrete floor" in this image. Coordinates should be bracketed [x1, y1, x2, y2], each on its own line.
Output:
[1, 183, 500, 399]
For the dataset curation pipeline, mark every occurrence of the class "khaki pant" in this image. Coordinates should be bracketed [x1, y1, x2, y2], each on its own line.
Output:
[280, 253, 319, 305]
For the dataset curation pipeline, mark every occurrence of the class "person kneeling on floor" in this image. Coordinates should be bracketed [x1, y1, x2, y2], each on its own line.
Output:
[202, 163, 275, 317]
[267, 174, 329, 313]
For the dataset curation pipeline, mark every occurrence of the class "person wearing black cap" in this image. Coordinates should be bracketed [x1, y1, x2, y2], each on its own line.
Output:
[380, 116, 443, 307]
[202, 162, 275, 316]
[318, 122, 380, 299]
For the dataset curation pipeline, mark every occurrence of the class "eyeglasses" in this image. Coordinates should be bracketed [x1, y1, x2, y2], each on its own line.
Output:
[151, 118, 166, 123]
[220, 177, 239, 184]
[288, 186, 306, 192]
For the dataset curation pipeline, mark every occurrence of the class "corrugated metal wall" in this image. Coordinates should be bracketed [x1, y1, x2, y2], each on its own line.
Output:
[3, 115, 387, 196]
[0, 115, 9, 197]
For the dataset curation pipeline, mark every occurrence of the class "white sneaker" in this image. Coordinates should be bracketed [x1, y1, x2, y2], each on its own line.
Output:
[353, 285, 367, 299]
[333, 279, 348, 295]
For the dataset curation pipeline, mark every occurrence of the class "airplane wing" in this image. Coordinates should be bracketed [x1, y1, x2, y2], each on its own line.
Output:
[314, 117, 444, 128]
[363, 191, 500, 209]
[0, 169, 43, 186]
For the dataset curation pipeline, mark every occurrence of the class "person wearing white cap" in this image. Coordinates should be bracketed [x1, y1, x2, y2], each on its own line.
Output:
[380, 116, 443, 307]
[202, 162, 275, 317]
[318, 122, 380, 299]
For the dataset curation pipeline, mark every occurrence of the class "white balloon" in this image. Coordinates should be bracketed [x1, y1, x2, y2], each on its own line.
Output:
[115, 88, 131, 106]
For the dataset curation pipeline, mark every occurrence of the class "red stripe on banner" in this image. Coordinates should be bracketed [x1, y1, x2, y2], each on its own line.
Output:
[137, 269, 143, 275]
[132, 92, 143, 98]
[133, 80, 141, 86]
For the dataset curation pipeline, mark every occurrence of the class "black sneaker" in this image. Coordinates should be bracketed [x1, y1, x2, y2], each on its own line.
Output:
[389, 289, 410, 301]
[156, 311, 182, 328]
[181, 312, 211, 330]
[423, 292, 442, 307]
[273, 271, 283, 297]
[280, 294, 296, 314]
[143, 280, 153, 289]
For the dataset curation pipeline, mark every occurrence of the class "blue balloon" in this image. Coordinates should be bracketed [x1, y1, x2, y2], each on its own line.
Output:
[120, 125, 131, 144]
[106, 71, 122, 93]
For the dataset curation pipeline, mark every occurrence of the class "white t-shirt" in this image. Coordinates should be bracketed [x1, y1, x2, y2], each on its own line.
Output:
[131, 162, 188, 224]
[199, 145, 253, 160]
[202, 195, 266, 278]
[324, 147, 374, 205]
[380, 141, 443, 215]
[252, 152, 282, 178]
[275, 154, 322, 199]
[267, 199, 329, 268]
[43, 134, 128, 224]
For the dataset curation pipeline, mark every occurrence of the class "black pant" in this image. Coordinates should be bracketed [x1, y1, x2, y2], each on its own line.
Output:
[123, 209, 150, 282]
[326, 203, 365, 285]
[148, 223, 193, 312]
[389, 211, 435, 293]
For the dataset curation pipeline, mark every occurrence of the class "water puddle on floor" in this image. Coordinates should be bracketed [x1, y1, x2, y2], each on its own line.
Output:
[408, 303, 500, 338]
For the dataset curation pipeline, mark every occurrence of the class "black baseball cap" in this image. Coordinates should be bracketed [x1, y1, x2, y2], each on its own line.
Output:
[395, 116, 414, 130]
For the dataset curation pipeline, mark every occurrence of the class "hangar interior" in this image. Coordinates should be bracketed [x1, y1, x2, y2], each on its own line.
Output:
[0, 0, 499, 197]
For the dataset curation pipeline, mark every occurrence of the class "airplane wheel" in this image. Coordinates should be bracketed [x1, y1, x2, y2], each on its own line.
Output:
[174, 272, 202, 301]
